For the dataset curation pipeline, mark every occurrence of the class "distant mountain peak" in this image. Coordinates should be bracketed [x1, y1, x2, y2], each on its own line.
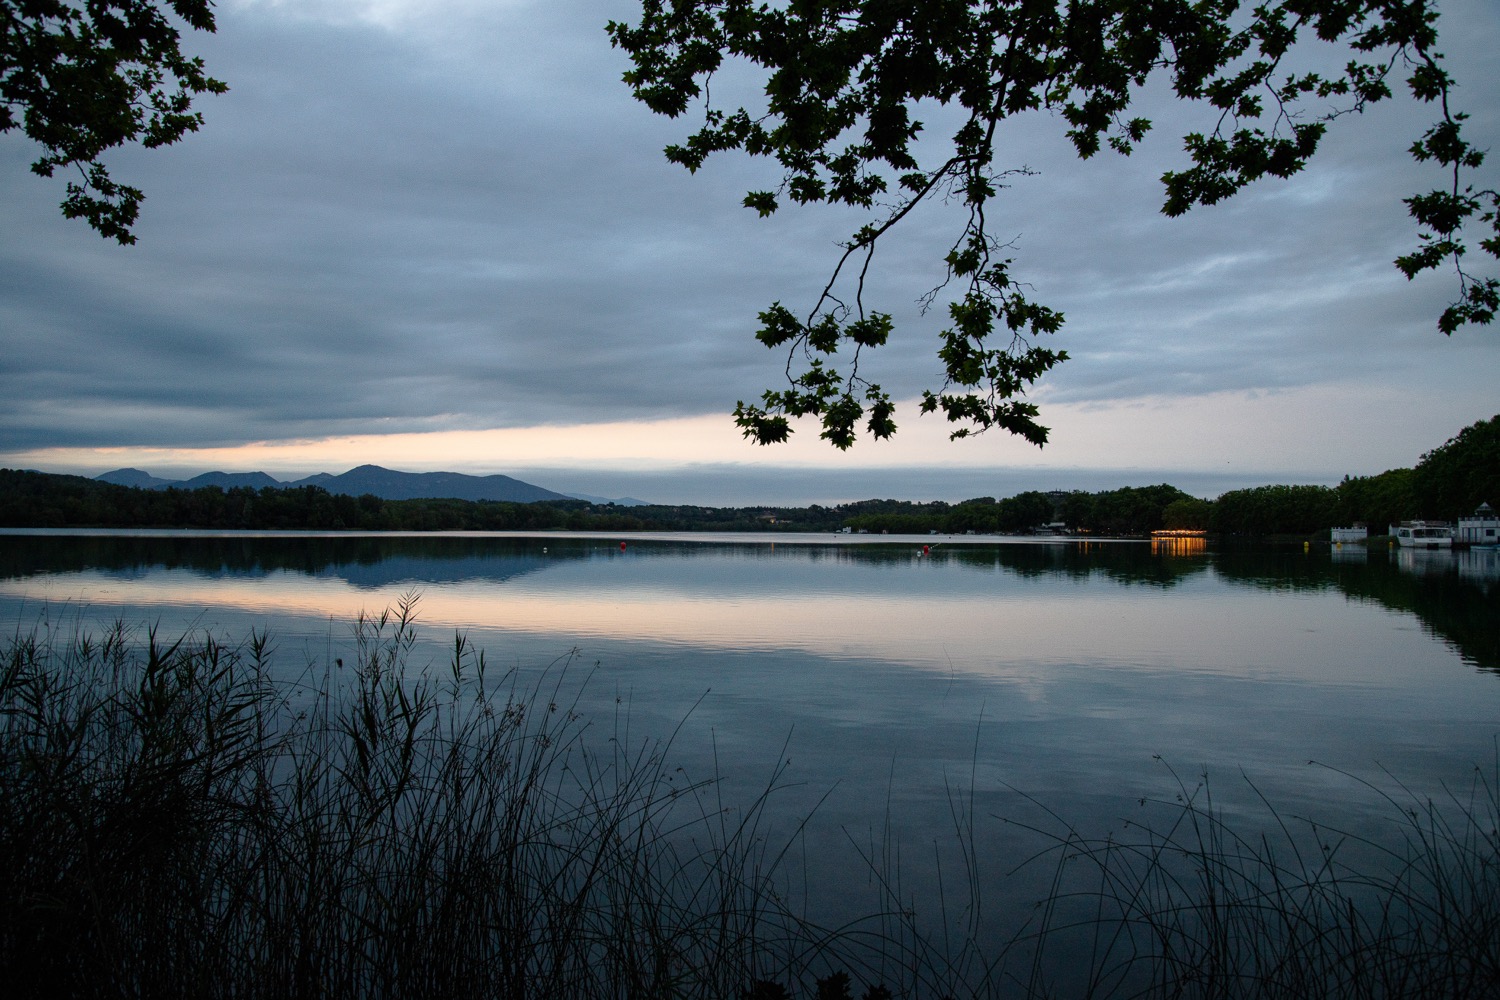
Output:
[297, 466, 570, 503]
[563, 491, 651, 507]
[97, 468, 179, 489]
[94, 465, 578, 503]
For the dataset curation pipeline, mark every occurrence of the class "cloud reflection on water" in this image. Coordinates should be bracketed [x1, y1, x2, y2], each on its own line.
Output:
[0, 537, 1486, 690]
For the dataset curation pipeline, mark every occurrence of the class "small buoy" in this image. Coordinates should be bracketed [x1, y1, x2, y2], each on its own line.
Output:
[923, 545, 930, 555]
[542, 546, 548, 553]
[620, 541, 627, 550]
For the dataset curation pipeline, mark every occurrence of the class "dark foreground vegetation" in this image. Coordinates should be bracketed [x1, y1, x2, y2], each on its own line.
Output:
[3, 415, 1496, 537]
[4, 608, 1497, 999]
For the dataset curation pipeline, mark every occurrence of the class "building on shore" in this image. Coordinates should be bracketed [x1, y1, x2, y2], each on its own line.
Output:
[1457, 502, 1498, 546]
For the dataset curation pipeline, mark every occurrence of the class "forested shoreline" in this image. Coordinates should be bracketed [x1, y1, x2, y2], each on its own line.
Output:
[1, 414, 1494, 538]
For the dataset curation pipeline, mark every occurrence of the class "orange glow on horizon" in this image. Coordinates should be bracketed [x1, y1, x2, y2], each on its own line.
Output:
[2, 383, 1489, 482]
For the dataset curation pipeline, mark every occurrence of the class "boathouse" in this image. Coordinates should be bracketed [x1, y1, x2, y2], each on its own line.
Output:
[1457, 502, 1498, 545]
[1330, 524, 1367, 543]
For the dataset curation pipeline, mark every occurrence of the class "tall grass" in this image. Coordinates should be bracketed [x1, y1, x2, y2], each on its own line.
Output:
[0, 599, 850, 999]
[3, 603, 1497, 999]
[875, 757, 1500, 999]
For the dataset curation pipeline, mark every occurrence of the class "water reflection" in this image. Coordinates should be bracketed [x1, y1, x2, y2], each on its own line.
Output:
[1212, 545, 1500, 672]
[1330, 542, 1368, 565]
[3, 532, 1494, 672]
[1394, 546, 1458, 578]
[0, 532, 1216, 587]
[1459, 546, 1500, 590]
[2, 530, 1497, 950]
[1386, 544, 1500, 593]
[1149, 535, 1208, 557]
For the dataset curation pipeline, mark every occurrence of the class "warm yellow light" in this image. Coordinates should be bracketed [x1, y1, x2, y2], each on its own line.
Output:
[1151, 534, 1208, 555]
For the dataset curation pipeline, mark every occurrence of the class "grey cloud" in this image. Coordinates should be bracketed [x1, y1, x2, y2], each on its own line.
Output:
[1, 0, 1496, 459]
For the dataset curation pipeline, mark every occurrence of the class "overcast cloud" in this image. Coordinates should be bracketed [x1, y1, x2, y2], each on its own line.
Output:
[1, 0, 1496, 504]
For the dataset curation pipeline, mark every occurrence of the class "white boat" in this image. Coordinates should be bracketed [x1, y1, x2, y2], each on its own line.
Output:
[1390, 521, 1453, 548]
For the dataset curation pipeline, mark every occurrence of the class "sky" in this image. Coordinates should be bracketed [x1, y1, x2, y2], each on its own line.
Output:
[2, 0, 1497, 507]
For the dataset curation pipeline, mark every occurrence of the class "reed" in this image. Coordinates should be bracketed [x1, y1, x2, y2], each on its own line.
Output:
[3, 605, 1496, 999]
[0, 601, 839, 999]
[865, 756, 1500, 999]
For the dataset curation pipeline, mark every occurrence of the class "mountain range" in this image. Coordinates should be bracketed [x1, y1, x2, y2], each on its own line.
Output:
[95, 465, 648, 506]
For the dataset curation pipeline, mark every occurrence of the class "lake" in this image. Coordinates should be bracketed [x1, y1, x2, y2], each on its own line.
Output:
[3, 528, 1498, 970]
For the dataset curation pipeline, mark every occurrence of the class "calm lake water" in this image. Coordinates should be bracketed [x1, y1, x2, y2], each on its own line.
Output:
[4, 529, 1498, 945]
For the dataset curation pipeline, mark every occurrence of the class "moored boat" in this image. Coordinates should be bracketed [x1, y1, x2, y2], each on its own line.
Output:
[1389, 521, 1453, 548]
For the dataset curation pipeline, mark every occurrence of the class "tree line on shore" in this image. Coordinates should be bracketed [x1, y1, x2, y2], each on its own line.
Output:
[0, 473, 1211, 535]
[2, 416, 1494, 538]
